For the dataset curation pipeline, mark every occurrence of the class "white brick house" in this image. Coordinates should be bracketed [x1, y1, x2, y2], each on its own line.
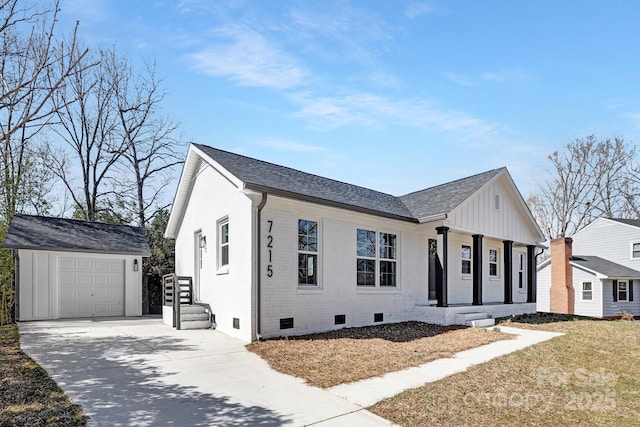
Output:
[165, 144, 545, 342]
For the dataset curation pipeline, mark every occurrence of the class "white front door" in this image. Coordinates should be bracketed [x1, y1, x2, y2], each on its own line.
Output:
[194, 231, 203, 301]
[58, 257, 125, 318]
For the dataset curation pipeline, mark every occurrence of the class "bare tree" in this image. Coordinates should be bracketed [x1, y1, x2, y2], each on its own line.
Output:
[0, 0, 87, 221]
[45, 45, 124, 222]
[529, 136, 635, 240]
[111, 56, 184, 229]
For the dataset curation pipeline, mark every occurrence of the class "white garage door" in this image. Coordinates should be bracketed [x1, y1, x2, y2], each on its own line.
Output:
[58, 257, 125, 318]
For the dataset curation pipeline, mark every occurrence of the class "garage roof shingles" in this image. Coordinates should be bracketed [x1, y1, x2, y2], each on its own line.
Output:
[3, 215, 151, 256]
[195, 144, 504, 222]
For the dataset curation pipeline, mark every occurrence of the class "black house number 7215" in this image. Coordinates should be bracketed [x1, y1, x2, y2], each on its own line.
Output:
[266, 220, 274, 277]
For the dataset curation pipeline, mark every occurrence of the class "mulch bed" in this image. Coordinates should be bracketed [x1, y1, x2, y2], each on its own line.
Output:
[248, 321, 510, 388]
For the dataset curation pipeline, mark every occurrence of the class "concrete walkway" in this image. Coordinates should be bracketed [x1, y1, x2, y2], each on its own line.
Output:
[329, 326, 564, 407]
[19, 318, 562, 426]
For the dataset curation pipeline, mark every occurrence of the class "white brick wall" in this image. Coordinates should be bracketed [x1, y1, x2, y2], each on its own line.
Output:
[174, 163, 255, 342]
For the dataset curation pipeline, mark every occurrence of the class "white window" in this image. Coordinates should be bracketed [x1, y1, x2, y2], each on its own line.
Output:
[489, 249, 498, 277]
[461, 245, 471, 274]
[518, 253, 525, 289]
[298, 219, 318, 286]
[632, 242, 640, 259]
[218, 218, 229, 268]
[582, 282, 593, 301]
[357, 229, 397, 287]
[618, 281, 628, 301]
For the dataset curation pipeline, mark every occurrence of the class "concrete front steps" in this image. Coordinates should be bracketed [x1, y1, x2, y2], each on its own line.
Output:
[456, 312, 496, 328]
[179, 305, 212, 330]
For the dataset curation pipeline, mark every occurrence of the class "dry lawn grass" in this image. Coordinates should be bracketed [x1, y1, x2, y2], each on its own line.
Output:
[371, 316, 640, 427]
[247, 321, 510, 388]
[0, 324, 87, 426]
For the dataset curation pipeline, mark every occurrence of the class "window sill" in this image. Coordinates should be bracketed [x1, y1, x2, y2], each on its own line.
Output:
[216, 266, 229, 275]
[489, 278, 501, 282]
[356, 286, 401, 294]
[461, 275, 472, 280]
[297, 286, 324, 294]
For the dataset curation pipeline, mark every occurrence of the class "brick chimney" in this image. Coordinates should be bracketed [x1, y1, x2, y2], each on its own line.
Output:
[550, 237, 574, 314]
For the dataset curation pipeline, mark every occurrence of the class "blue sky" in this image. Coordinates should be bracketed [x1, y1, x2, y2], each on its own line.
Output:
[56, 1, 640, 197]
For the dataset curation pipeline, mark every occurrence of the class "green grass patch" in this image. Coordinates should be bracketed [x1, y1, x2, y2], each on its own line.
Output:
[370, 318, 640, 426]
[0, 324, 87, 426]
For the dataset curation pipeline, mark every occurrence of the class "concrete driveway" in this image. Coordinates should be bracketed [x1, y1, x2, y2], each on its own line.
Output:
[19, 317, 394, 427]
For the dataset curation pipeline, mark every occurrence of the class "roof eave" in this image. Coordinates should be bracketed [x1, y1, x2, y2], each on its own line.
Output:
[5, 245, 151, 256]
[245, 183, 419, 223]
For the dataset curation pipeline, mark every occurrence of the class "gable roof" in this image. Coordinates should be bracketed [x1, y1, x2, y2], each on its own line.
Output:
[2, 215, 151, 256]
[608, 218, 640, 228]
[166, 143, 543, 238]
[194, 144, 416, 222]
[399, 168, 504, 220]
[570, 255, 640, 278]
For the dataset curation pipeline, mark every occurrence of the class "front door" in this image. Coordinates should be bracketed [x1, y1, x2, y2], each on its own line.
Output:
[194, 231, 203, 301]
[428, 239, 438, 301]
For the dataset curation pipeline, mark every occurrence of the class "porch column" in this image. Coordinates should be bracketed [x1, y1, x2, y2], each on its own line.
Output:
[472, 234, 483, 305]
[527, 245, 536, 303]
[503, 240, 513, 304]
[436, 226, 449, 307]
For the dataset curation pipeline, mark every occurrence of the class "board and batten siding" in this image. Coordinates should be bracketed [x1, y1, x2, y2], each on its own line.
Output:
[572, 267, 602, 317]
[572, 219, 640, 271]
[446, 175, 540, 245]
[17, 249, 142, 321]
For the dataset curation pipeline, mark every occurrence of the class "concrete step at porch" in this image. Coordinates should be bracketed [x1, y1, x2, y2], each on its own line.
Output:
[181, 312, 210, 321]
[180, 319, 213, 330]
[178, 305, 212, 330]
[180, 305, 207, 314]
[455, 312, 495, 327]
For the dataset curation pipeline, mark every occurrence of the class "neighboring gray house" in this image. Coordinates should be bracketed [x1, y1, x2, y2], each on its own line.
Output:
[3, 215, 150, 320]
[537, 218, 640, 317]
[165, 144, 545, 342]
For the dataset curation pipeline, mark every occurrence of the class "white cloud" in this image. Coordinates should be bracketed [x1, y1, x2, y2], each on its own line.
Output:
[405, 2, 435, 19]
[481, 68, 536, 82]
[255, 139, 326, 152]
[186, 27, 309, 89]
[292, 91, 498, 139]
[445, 72, 477, 86]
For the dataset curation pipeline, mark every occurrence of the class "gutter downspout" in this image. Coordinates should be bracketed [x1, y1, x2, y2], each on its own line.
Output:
[256, 192, 268, 340]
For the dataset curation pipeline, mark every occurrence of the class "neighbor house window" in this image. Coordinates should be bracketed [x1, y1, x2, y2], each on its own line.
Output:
[582, 282, 593, 301]
[218, 218, 229, 268]
[357, 229, 397, 287]
[489, 249, 498, 277]
[518, 253, 525, 289]
[632, 242, 640, 259]
[618, 281, 628, 301]
[298, 219, 318, 286]
[461, 245, 471, 274]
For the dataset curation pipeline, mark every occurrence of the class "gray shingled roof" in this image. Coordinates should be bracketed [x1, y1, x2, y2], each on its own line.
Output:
[570, 255, 640, 278]
[2, 215, 151, 255]
[195, 143, 504, 222]
[399, 168, 504, 219]
[608, 218, 640, 228]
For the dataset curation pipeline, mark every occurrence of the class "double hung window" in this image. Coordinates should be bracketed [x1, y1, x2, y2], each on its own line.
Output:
[357, 229, 397, 287]
[298, 220, 318, 286]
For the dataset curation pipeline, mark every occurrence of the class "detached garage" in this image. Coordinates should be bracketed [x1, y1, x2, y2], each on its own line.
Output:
[3, 215, 151, 321]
